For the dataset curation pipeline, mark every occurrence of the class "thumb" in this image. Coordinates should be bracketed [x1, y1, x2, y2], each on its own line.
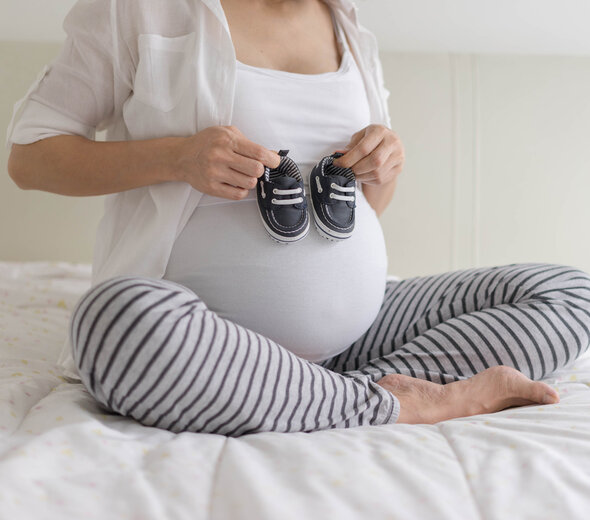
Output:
[333, 143, 352, 154]
[334, 130, 365, 163]
[333, 143, 354, 165]
[336, 130, 364, 155]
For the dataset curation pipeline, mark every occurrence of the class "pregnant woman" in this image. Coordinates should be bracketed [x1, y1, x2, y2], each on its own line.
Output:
[7, 0, 590, 436]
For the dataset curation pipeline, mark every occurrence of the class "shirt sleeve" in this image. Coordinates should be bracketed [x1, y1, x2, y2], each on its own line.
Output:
[356, 22, 392, 130]
[374, 52, 392, 129]
[5, 0, 133, 151]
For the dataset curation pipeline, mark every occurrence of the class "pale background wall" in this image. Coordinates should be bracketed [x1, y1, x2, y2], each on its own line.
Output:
[1, 1, 590, 278]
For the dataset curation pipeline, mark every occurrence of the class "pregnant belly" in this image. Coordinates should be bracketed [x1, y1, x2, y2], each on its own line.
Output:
[163, 189, 388, 362]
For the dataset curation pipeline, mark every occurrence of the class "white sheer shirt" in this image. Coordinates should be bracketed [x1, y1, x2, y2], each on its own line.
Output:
[5, 0, 392, 379]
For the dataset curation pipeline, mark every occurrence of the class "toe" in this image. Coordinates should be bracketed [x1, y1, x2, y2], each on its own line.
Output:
[488, 366, 560, 407]
[539, 382, 560, 403]
[529, 380, 560, 404]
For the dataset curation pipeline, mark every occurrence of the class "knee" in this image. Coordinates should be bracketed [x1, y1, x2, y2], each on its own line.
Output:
[515, 263, 590, 301]
[69, 276, 208, 416]
[69, 275, 204, 385]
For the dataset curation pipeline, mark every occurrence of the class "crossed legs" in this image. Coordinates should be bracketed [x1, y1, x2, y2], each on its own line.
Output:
[69, 262, 590, 435]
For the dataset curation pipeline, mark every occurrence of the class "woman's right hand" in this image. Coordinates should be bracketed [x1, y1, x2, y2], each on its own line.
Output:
[172, 125, 281, 200]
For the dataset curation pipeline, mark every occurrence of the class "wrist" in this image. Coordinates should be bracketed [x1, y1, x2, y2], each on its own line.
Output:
[155, 136, 187, 184]
[361, 177, 398, 218]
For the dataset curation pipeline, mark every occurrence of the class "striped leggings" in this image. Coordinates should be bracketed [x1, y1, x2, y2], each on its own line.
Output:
[69, 262, 590, 437]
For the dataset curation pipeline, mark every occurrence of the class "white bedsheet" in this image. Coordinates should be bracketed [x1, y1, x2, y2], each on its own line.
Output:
[1, 261, 589, 519]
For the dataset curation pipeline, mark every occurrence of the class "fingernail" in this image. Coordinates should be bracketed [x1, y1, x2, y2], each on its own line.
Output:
[543, 393, 556, 404]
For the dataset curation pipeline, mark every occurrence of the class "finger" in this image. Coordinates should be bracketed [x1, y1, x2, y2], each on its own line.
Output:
[215, 181, 249, 201]
[354, 171, 378, 184]
[332, 135, 363, 164]
[222, 166, 259, 191]
[382, 151, 403, 171]
[348, 140, 392, 176]
[359, 161, 403, 185]
[332, 130, 384, 170]
[233, 135, 281, 169]
[228, 151, 266, 178]
[389, 161, 404, 178]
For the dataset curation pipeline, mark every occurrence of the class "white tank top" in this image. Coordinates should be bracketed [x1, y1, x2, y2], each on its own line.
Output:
[164, 12, 388, 362]
[198, 10, 372, 205]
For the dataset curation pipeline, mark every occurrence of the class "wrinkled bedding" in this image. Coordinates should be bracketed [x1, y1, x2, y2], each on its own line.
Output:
[1, 261, 589, 519]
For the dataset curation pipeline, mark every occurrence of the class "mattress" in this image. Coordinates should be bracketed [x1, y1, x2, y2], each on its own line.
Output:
[1, 261, 590, 519]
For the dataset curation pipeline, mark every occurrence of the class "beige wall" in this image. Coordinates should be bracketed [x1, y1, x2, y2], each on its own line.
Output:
[380, 53, 590, 277]
[0, 41, 104, 264]
[2, 41, 590, 278]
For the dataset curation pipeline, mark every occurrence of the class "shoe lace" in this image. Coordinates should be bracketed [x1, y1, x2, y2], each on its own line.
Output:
[261, 182, 304, 205]
[315, 177, 355, 201]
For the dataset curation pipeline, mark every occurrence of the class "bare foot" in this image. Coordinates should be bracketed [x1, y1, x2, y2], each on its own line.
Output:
[376, 365, 560, 424]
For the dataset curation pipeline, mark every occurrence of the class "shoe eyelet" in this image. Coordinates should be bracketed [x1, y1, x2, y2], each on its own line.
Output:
[271, 198, 277, 204]
[329, 193, 335, 199]
[315, 176, 323, 193]
[273, 189, 277, 195]
[331, 183, 337, 189]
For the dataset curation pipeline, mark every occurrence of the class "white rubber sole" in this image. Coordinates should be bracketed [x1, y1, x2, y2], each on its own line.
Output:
[257, 205, 310, 244]
[309, 196, 353, 241]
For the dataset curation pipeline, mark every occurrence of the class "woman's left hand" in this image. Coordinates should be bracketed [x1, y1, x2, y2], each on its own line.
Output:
[332, 124, 405, 186]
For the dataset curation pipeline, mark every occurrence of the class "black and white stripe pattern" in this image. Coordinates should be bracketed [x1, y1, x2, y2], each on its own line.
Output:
[69, 262, 590, 436]
[323, 153, 356, 183]
[267, 150, 303, 182]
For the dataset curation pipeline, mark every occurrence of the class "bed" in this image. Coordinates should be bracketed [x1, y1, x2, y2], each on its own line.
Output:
[1, 260, 590, 519]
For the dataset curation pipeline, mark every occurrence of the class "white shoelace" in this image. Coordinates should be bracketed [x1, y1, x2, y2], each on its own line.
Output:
[261, 182, 304, 205]
[315, 177, 355, 201]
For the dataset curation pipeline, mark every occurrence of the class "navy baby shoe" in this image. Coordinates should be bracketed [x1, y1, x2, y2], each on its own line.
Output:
[309, 152, 356, 241]
[256, 149, 310, 244]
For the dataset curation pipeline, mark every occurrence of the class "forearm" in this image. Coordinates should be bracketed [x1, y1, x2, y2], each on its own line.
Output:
[7, 134, 182, 196]
[361, 176, 398, 218]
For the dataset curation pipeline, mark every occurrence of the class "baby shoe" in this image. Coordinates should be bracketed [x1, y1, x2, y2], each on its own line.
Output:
[309, 152, 356, 241]
[256, 149, 310, 244]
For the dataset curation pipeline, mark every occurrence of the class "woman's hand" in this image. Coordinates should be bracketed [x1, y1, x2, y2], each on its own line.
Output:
[332, 124, 405, 186]
[173, 125, 281, 200]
